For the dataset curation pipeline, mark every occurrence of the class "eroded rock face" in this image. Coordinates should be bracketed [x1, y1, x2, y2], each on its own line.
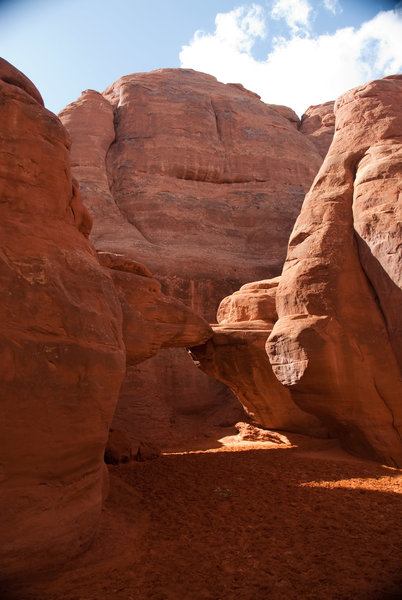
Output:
[191, 279, 327, 437]
[98, 251, 212, 365]
[60, 69, 324, 317]
[113, 349, 244, 449]
[0, 59, 126, 581]
[59, 69, 325, 444]
[299, 101, 335, 159]
[267, 75, 402, 467]
[0, 59, 213, 584]
[97, 251, 221, 450]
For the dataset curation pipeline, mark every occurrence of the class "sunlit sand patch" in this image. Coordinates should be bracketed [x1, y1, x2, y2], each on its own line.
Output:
[298, 471, 402, 492]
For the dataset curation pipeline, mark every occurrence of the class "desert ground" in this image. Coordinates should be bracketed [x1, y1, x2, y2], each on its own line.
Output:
[8, 425, 402, 600]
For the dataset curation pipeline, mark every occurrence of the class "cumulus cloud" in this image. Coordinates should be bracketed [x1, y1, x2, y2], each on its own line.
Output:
[194, 4, 266, 54]
[322, 0, 342, 15]
[271, 0, 313, 34]
[179, 4, 402, 116]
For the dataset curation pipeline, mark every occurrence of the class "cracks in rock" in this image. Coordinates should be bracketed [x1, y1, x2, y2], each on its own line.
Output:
[210, 99, 224, 145]
[103, 107, 156, 246]
[373, 381, 402, 450]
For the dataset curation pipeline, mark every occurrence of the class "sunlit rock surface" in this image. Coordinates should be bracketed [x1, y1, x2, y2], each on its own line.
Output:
[267, 75, 402, 467]
[60, 68, 327, 443]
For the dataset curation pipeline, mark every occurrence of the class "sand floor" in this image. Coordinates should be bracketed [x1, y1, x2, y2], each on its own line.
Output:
[6, 428, 402, 600]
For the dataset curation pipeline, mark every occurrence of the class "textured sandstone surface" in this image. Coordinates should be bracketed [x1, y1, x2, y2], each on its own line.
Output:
[0, 59, 126, 580]
[267, 75, 402, 467]
[60, 69, 324, 318]
[96, 250, 225, 449]
[191, 279, 327, 437]
[97, 251, 211, 366]
[299, 101, 335, 159]
[0, 60, 213, 583]
[59, 69, 326, 444]
[113, 349, 244, 449]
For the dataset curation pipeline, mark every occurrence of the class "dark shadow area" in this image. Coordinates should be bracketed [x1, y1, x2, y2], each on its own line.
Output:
[4, 447, 401, 600]
[355, 232, 402, 372]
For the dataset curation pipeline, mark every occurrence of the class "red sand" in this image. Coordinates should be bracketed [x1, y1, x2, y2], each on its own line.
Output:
[8, 429, 402, 600]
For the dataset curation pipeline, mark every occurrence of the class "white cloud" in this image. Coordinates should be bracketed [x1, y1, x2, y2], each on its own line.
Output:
[271, 0, 313, 34]
[179, 5, 402, 116]
[192, 4, 265, 55]
[322, 0, 342, 15]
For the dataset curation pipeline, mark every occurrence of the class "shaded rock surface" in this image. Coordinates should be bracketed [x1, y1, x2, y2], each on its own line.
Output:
[0, 59, 213, 584]
[104, 429, 161, 464]
[0, 58, 126, 581]
[98, 250, 212, 366]
[113, 348, 245, 449]
[59, 69, 327, 444]
[267, 75, 402, 467]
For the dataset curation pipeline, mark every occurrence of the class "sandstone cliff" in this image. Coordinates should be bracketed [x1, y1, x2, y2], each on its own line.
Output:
[0, 58, 125, 581]
[60, 69, 327, 318]
[0, 58, 211, 584]
[299, 101, 335, 159]
[191, 75, 401, 467]
[60, 70, 331, 445]
[267, 75, 402, 466]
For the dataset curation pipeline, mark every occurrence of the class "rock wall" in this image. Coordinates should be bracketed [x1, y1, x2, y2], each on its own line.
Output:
[0, 58, 125, 581]
[0, 59, 211, 585]
[60, 69, 331, 444]
[60, 69, 327, 317]
[191, 75, 401, 467]
[299, 101, 335, 159]
[267, 75, 402, 467]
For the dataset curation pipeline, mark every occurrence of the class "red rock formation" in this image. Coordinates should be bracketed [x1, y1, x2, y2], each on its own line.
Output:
[98, 251, 211, 365]
[105, 429, 161, 464]
[59, 69, 326, 444]
[60, 69, 324, 317]
[113, 349, 244, 449]
[267, 75, 402, 467]
[0, 58, 126, 581]
[97, 251, 223, 450]
[299, 101, 335, 159]
[0, 59, 212, 584]
[191, 279, 327, 437]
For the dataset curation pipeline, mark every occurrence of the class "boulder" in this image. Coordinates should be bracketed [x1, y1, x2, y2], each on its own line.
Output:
[267, 75, 402, 467]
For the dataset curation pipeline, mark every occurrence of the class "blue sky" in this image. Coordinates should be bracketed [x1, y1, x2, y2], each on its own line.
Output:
[0, 0, 401, 116]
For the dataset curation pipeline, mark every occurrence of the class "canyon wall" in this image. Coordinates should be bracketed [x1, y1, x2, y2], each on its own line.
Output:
[0, 58, 125, 581]
[193, 75, 402, 467]
[267, 75, 402, 466]
[0, 59, 211, 584]
[60, 70, 332, 443]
